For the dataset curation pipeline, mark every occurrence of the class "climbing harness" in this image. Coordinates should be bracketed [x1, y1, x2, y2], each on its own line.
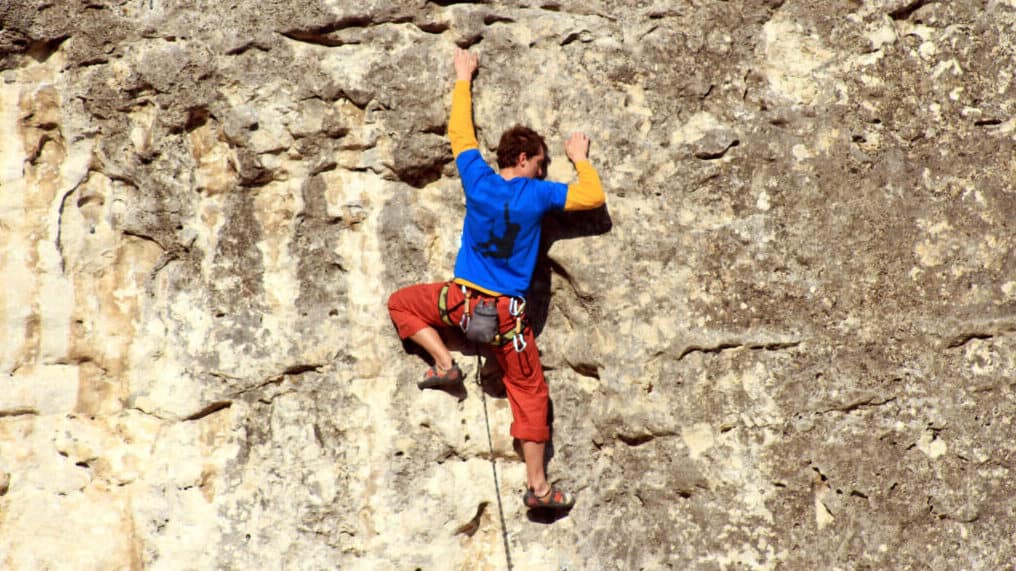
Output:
[476, 352, 513, 570]
[437, 283, 529, 352]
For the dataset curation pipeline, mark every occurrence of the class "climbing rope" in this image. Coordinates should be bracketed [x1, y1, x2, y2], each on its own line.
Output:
[477, 351, 513, 571]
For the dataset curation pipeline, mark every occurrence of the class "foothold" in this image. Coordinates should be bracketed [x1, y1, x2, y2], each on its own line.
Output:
[453, 502, 489, 537]
[693, 131, 740, 160]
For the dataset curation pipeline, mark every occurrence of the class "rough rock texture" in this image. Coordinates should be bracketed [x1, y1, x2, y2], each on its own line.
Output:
[2, 1, 1015, 569]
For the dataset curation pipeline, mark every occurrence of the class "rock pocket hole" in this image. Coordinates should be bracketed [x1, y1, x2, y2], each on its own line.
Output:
[618, 433, 654, 447]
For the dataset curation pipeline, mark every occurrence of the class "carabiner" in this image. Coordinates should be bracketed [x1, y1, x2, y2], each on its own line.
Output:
[459, 285, 472, 331]
[509, 297, 526, 317]
[513, 330, 527, 353]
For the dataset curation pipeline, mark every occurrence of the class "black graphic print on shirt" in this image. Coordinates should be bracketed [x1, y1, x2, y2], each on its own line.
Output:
[474, 202, 520, 260]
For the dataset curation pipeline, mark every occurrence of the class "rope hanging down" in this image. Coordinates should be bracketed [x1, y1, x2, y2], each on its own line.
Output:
[477, 351, 513, 571]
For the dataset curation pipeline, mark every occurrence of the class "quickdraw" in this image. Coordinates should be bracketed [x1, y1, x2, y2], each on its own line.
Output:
[437, 283, 528, 352]
[508, 297, 527, 353]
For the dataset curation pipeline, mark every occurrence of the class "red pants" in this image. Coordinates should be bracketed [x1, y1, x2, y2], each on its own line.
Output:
[387, 281, 550, 442]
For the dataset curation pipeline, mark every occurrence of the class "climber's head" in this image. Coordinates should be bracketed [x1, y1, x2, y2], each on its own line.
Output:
[497, 125, 549, 180]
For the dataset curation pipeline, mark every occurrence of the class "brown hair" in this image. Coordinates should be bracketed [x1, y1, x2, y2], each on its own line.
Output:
[496, 125, 548, 169]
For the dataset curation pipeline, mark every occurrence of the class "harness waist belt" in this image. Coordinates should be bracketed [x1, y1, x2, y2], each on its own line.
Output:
[438, 283, 525, 347]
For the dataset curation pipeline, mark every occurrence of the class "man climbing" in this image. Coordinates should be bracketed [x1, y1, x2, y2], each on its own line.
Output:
[387, 48, 605, 510]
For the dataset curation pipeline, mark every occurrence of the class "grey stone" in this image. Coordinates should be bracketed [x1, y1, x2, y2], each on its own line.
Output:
[1, 0, 1015, 569]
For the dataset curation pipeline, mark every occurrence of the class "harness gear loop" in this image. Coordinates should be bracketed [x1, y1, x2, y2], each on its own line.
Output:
[458, 285, 472, 332]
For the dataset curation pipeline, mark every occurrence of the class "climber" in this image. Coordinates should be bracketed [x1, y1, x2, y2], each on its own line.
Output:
[387, 47, 605, 510]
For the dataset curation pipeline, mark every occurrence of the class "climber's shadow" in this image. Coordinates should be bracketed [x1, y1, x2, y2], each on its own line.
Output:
[527, 204, 613, 338]
[522, 204, 610, 524]
[526, 504, 571, 524]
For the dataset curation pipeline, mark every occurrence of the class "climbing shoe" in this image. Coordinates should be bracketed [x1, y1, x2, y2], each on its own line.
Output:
[523, 486, 575, 510]
[417, 362, 463, 390]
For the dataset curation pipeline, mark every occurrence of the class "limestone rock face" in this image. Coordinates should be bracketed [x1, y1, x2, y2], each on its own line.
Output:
[2, 1, 1015, 569]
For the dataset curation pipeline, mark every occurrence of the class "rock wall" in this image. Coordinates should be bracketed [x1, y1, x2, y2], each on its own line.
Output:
[2, 1, 1015, 569]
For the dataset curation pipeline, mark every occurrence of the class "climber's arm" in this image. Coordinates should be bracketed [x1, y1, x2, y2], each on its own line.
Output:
[563, 132, 605, 211]
[448, 48, 479, 157]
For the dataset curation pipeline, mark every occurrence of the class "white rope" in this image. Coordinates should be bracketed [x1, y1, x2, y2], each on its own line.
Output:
[476, 351, 513, 570]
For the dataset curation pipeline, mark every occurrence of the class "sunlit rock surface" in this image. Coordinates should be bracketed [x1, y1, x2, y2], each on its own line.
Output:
[2, 1, 1015, 569]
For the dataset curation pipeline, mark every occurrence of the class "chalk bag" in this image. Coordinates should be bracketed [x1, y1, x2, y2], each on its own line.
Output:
[465, 299, 499, 344]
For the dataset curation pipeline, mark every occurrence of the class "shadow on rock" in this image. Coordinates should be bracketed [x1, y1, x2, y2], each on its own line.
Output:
[442, 338, 511, 399]
[418, 380, 468, 401]
[529, 204, 613, 337]
[525, 506, 573, 524]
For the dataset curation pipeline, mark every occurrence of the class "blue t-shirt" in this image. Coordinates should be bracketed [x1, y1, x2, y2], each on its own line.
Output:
[453, 149, 568, 298]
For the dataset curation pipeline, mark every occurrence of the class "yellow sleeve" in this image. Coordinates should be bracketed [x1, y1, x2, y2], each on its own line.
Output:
[448, 80, 479, 157]
[564, 160, 605, 211]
